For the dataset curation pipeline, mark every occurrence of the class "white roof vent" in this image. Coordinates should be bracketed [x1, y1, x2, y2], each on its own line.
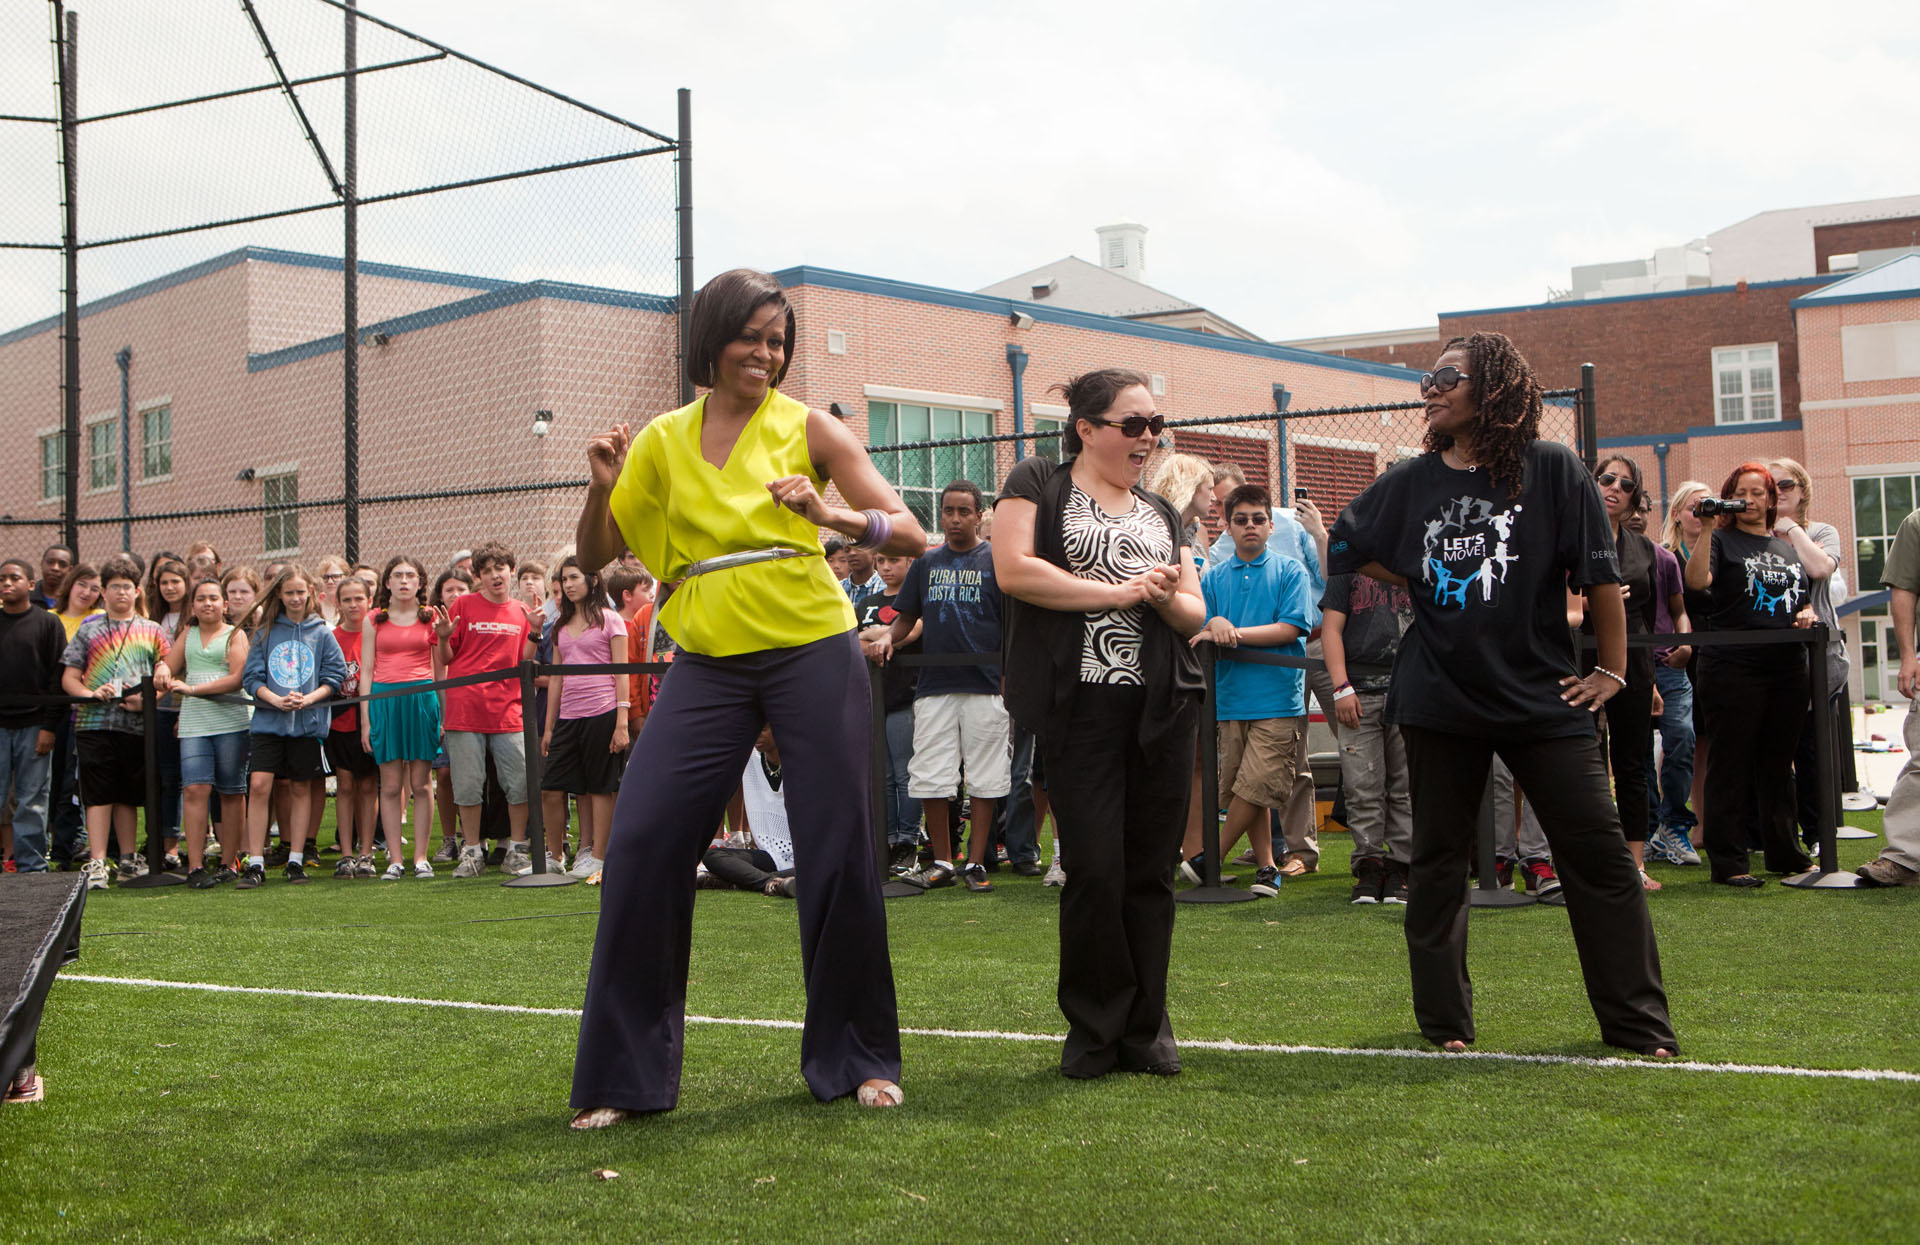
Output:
[1030, 276, 1057, 298]
[1095, 222, 1148, 284]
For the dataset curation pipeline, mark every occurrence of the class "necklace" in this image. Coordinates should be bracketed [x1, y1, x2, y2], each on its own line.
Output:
[1443, 447, 1478, 472]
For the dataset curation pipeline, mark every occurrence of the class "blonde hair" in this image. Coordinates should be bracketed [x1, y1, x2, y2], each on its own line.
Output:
[1149, 453, 1214, 518]
[1766, 457, 1812, 525]
[1663, 480, 1711, 553]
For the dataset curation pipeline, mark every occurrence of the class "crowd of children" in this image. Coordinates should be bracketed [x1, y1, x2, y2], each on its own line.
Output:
[2, 539, 662, 890]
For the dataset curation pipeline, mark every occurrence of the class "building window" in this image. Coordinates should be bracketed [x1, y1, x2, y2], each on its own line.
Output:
[1030, 415, 1065, 464]
[262, 471, 299, 554]
[140, 404, 171, 479]
[1853, 471, 1920, 603]
[1712, 344, 1779, 424]
[867, 401, 996, 527]
[39, 433, 63, 502]
[87, 419, 117, 491]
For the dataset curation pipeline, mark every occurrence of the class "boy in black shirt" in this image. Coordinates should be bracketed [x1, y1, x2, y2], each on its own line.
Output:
[857, 552, 922, 873]
[1319, 571, 1413, 904]
[0, 558, 74, 872]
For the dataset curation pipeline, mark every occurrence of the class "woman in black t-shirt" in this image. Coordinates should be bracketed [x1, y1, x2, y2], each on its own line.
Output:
[1585, 456, 1662, 889]
[1682, 463, 1816, 886]
[1329, 332, 1678, 1059]
[993, 368, 1205, 1080]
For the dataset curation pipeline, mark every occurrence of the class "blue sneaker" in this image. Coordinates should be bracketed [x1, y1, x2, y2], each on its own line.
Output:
[1645, 826, 1682, 865]
[1668, 826, 1701, 866]
[1249, 865, 1283, 898]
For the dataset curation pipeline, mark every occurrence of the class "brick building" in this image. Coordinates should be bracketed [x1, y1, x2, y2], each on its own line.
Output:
[1, 246, 1432, 575]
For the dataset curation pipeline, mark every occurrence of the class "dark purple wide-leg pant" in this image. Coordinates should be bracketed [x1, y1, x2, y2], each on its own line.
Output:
[570, 631, 901, 1112]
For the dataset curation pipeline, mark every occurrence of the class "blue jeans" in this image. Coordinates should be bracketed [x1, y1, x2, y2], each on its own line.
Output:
[1647, 664, 1696, 835]
[883, 706, 920, 847]
[992, 724, 1042, 865]
[1, 726, 54, 872]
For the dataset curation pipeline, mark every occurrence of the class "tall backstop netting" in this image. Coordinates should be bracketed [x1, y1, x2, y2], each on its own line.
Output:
[0, 0, 687, 573]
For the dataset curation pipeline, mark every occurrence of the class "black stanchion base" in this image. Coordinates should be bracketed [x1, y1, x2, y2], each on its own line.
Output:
[1468, 886, 1535, 908]
[1537, 890, 1568, 908]
[500, 872, 578, 888]
[1833, 826, 1876, 840]
[118, 871, 187, 890]
[1175, 886, 1259, 904]
[1781, 869, 1868, 890]
[881, 880, 925, 900]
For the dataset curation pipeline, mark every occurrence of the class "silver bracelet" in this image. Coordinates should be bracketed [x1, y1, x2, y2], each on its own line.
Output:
[1591, 665, 1627, 688]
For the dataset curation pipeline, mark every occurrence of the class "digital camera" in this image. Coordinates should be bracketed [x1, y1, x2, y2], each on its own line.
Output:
[1693, 497, 1749, 517]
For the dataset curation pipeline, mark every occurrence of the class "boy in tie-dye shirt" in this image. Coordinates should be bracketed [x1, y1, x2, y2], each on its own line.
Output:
[59, 556, 172, 888]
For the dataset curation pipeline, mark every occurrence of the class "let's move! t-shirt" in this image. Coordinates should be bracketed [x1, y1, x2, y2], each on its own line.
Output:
[443, 593, 532, 733]
[1328, 440, 1619, 740]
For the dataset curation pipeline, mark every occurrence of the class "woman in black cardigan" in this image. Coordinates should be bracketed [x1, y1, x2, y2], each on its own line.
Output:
[992, 369, 1205, 1079]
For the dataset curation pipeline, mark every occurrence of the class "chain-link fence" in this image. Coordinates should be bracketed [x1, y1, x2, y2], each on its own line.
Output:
[0, 0, 686, 575]
[863, 380, 1593, 531]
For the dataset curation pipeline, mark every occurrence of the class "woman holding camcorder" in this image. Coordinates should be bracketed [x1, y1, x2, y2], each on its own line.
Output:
[1682, 463, 1817, 887]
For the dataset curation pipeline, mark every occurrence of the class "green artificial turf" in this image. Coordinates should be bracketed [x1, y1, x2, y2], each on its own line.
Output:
[3, 810, 1916, 1242]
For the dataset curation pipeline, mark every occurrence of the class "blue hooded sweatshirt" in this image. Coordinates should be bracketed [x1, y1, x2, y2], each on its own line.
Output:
[242, 613, 348, 739]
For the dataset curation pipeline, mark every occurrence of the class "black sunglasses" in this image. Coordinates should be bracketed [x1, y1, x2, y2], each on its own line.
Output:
[1596, 472, 1631, 489]
[1086, 414, 1166, 438]
[1419, 366, 1471, 396]
[1230, 512, 1269, 526]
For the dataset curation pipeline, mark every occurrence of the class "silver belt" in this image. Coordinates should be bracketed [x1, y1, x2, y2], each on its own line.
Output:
[672, 546, 810, 587]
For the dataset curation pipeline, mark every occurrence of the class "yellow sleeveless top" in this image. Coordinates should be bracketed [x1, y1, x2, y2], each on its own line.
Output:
[609, 389, 855, 657]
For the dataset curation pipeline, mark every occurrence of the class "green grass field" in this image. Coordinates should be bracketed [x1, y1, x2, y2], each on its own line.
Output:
[4, 811, 1917, 1242]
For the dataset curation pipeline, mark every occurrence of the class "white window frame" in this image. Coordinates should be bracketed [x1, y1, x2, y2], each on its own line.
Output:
[36, 425, 64, 504]
[260, 466, 301, 556]
[865, 401, 997, 527]
[138, 398, 173, 483]
[84, 411, 118, 494]
[1711, 342, 1781, 425]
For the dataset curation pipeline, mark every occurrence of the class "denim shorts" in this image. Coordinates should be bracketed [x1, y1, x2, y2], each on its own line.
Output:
[179, 731, 251, 796]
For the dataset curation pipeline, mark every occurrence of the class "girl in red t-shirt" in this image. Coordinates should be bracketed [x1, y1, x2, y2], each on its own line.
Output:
[364, 556, 445, 879]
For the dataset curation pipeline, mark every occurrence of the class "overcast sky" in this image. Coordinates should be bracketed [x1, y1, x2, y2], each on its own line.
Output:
[5, 1, 1916, 342]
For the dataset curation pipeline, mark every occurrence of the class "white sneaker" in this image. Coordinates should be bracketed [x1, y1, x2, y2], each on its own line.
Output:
[82, 857, 113, 890]
[1043, 858, 1066, 887]
[502, 841, 533, 877]
[126, 852, 150, 880]
[569, 848, 600, 879]
[451, 845, 488, 879]
[544, 853, 567, 876]
[413, 859, 435, 879]
[381, 861, 406, 881]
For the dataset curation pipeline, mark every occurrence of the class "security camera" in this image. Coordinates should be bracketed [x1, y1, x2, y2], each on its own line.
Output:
[532, 420, 551, 438]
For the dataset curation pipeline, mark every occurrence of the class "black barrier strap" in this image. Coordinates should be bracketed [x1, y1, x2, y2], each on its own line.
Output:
[1576, 629, 1823, 650]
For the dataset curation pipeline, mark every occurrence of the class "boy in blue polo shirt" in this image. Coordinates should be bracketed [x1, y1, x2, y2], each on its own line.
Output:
[1191, 483, 1312, 897]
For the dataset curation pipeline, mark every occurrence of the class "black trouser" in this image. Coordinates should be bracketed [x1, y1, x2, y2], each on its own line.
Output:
[1698, 659, 1808, 880]
[1401, 726, 1678, 1056]
[1041, 684, 1196, 1077]
[1601, 679, 1653, 844]
[702, 846, 790, 891]
[571, 632, 899, 1112]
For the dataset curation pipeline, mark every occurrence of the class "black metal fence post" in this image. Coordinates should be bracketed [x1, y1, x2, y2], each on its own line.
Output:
[1785, 624, 1863, 890]
[503, 661, 573, 887]
[1177, 641, 1256, 904]
[122, 674, 183, 889]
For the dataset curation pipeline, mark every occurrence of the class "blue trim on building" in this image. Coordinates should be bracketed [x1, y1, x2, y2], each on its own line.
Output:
[772, 265, 1424, 384]
[1595, 418, 1802, 449]
[1445, 274, 1840, 320]
[0, 245, 517, 350]
[247, 279, 675, 372]
[1789, 288, 1920, 309]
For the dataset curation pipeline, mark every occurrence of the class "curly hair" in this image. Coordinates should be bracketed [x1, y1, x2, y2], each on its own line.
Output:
[1422, 331, 1542, 496]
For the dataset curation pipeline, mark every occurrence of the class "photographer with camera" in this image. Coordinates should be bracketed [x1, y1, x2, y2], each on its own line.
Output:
[1682, 463, 1818, 887]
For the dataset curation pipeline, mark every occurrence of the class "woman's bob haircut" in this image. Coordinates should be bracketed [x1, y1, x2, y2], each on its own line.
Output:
[685, 268, 796, 391]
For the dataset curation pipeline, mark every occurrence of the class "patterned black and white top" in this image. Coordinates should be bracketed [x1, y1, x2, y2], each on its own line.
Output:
[1063, 483, 1175, 684]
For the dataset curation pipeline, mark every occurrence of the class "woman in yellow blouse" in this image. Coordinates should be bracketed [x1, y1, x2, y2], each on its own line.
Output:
[568, 269, 925, 1128]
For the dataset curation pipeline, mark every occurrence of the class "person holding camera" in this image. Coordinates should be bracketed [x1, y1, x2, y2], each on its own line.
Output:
[1682, 463, 1817, 887]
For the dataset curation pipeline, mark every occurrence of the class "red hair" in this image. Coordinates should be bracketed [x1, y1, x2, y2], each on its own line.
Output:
[1717, 461, 1777, 531]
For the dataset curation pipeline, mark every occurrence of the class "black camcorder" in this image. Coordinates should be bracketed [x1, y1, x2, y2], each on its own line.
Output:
[1693, 497, 1749, 517]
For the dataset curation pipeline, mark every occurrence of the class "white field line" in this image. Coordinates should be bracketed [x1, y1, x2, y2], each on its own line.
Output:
[58, 973, 1920, 1084]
